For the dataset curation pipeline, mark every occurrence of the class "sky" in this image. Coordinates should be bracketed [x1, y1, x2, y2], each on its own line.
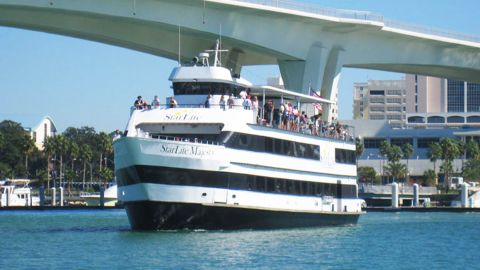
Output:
[1, 0, 479, 132]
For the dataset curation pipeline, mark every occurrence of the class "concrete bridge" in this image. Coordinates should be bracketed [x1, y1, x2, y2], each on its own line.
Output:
[1, 0, 479, 120]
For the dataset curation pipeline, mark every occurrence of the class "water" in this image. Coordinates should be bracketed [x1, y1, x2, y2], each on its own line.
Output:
[0, 210, 479, 269]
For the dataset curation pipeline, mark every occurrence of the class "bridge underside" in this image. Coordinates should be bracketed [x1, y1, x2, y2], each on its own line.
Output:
[1, 0, 479, 120]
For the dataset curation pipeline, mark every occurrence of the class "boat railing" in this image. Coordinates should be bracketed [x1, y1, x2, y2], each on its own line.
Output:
[150, 134, 222, 146]
[130, 104, 245, 115]
[253, 113, 356, 143]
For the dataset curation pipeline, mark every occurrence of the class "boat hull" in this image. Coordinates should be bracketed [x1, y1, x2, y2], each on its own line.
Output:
[125, 201, 361, 230]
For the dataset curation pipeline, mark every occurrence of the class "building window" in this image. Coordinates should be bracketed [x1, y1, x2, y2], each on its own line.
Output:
[370, 98, 385, 104]
[370, 107, 385, 112]
[418, 138, 440, 148]
[467, 83, 480, 112]
[427, 116, 445, 124]
[447, 116, 464, 123]
[467, 116, 480, 123]
[408, 116, 424, 123]
[33, 132, 37, 143]
[386, 98, 402, 104]
[447, 80, 465, 112]
[369, 115, 385, 120]
[370, 90, 385, 96]
[386, 90, 402, 96]
[387, 115, 402, 120]
[364, 138, 387, 149]
[391, 138, 413, 147]
[387, 106, 402, 112]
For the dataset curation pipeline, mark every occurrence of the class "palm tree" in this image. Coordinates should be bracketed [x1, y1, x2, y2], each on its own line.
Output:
[428, 142, 441, 185]
[55, 135, 69, 187]
[67, 140, 80, 194]
[79, 145, 93, 190]
[438, 138, 461, 189]
[465, 140, 480, 160]
[22, 134, 35, 177]
[43, 136, 57, 189]
[355, 138, 364, 168]
[98, 132, 113, 171]
[384, 162, 407, 183]
[402, 143, 413, 183]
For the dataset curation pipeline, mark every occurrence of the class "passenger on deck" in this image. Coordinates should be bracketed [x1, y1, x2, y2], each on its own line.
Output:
[239, 89, 247, 100]
[243, 96, 252, 110]
[134, 96, 144, 110]
[169, 96, 178, 108]
[204, 94, 212, 108]
[151, 95, 161, 109]
[264, 100, 274, 126]
[220, 95, 226, 110]
[227, 93, 235, 109]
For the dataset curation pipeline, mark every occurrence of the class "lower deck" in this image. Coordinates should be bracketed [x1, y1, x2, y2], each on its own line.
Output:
[125, 200, 361, 230]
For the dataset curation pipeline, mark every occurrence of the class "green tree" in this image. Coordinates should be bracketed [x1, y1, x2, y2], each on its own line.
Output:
[98, 132, 113, 170]
[423, 169, 437, 187]
[22, 133, 36, 177]
[384, 162, 407, 182]
[402, 143, 414, 182]
[43, 136, 56, 189]
[463, 159, 480, 182]
[66, 140, 80, 193]
[0, 131, 4, 150]
[358, 166, 377, 184]
[439, 138, 461, 189]
[355, 138, 364, 167]
[0, 120, 34, 178]
[98, 167, 113, 188]
[79, 145, 93, 190]
[465, 140, 480, 160]
[428, 142, 442, 185]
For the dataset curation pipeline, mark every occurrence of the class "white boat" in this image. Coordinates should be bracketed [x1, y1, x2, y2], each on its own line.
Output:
[80, 184, 118, 206]
[0, 179, 40, 207]
[114, 41, 365, 230]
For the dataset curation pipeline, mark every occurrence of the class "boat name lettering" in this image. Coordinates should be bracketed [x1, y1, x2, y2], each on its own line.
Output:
[161, 144, 214, 157]
[164, 111, 200, 121]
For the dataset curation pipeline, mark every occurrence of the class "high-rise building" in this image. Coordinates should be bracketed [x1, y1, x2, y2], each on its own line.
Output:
[405, 75, 480, 127]
[352, 79, 406, 127]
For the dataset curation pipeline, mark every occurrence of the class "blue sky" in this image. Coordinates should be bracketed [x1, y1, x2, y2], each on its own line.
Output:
[1, 0, 479, 132]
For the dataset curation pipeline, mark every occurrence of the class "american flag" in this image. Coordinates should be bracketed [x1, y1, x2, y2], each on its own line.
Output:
[310, 88, 323, 113]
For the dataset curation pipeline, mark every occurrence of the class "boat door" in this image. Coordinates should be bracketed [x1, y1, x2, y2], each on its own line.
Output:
[213, 189, 228, 204]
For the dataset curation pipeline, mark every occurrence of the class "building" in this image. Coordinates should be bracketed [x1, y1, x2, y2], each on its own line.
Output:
[349, 75, 480, 183]
[405, 75, 480, 127]
[353, 79, 406, 127]
[345, 119, 476, 182]
[20, 116, 57, 150]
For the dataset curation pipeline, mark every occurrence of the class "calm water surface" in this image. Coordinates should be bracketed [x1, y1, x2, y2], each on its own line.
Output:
[0, 210, 479, 269]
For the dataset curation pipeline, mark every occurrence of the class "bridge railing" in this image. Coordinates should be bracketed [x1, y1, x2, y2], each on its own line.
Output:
[231, 0, 480, 43]
[233, 0, 384, 22]
[384, 20, 480, 44]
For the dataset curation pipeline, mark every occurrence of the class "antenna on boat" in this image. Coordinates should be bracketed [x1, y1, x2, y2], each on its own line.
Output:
[206, 39, 228, 67]
[178, 25, 181, 66]
[219, 24, 222, 65]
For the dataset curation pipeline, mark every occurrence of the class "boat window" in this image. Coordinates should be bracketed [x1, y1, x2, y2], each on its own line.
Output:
[173, 82, 244, 96]
[119, 165, 358, 199]
[224, 132, 320, 160]
[335, 149, 356, 164]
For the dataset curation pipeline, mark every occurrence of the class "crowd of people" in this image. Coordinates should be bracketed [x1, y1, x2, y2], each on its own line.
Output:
[132, 93, 351, 141]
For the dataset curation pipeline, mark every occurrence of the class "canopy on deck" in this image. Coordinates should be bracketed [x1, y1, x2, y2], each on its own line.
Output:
[250, 86, 334, 104]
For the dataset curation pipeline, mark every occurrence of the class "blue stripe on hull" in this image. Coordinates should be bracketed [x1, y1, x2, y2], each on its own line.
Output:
[124, 201, 361, 230]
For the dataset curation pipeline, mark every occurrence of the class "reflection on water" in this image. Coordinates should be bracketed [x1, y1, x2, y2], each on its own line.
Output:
[1, 210, 480, 269]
